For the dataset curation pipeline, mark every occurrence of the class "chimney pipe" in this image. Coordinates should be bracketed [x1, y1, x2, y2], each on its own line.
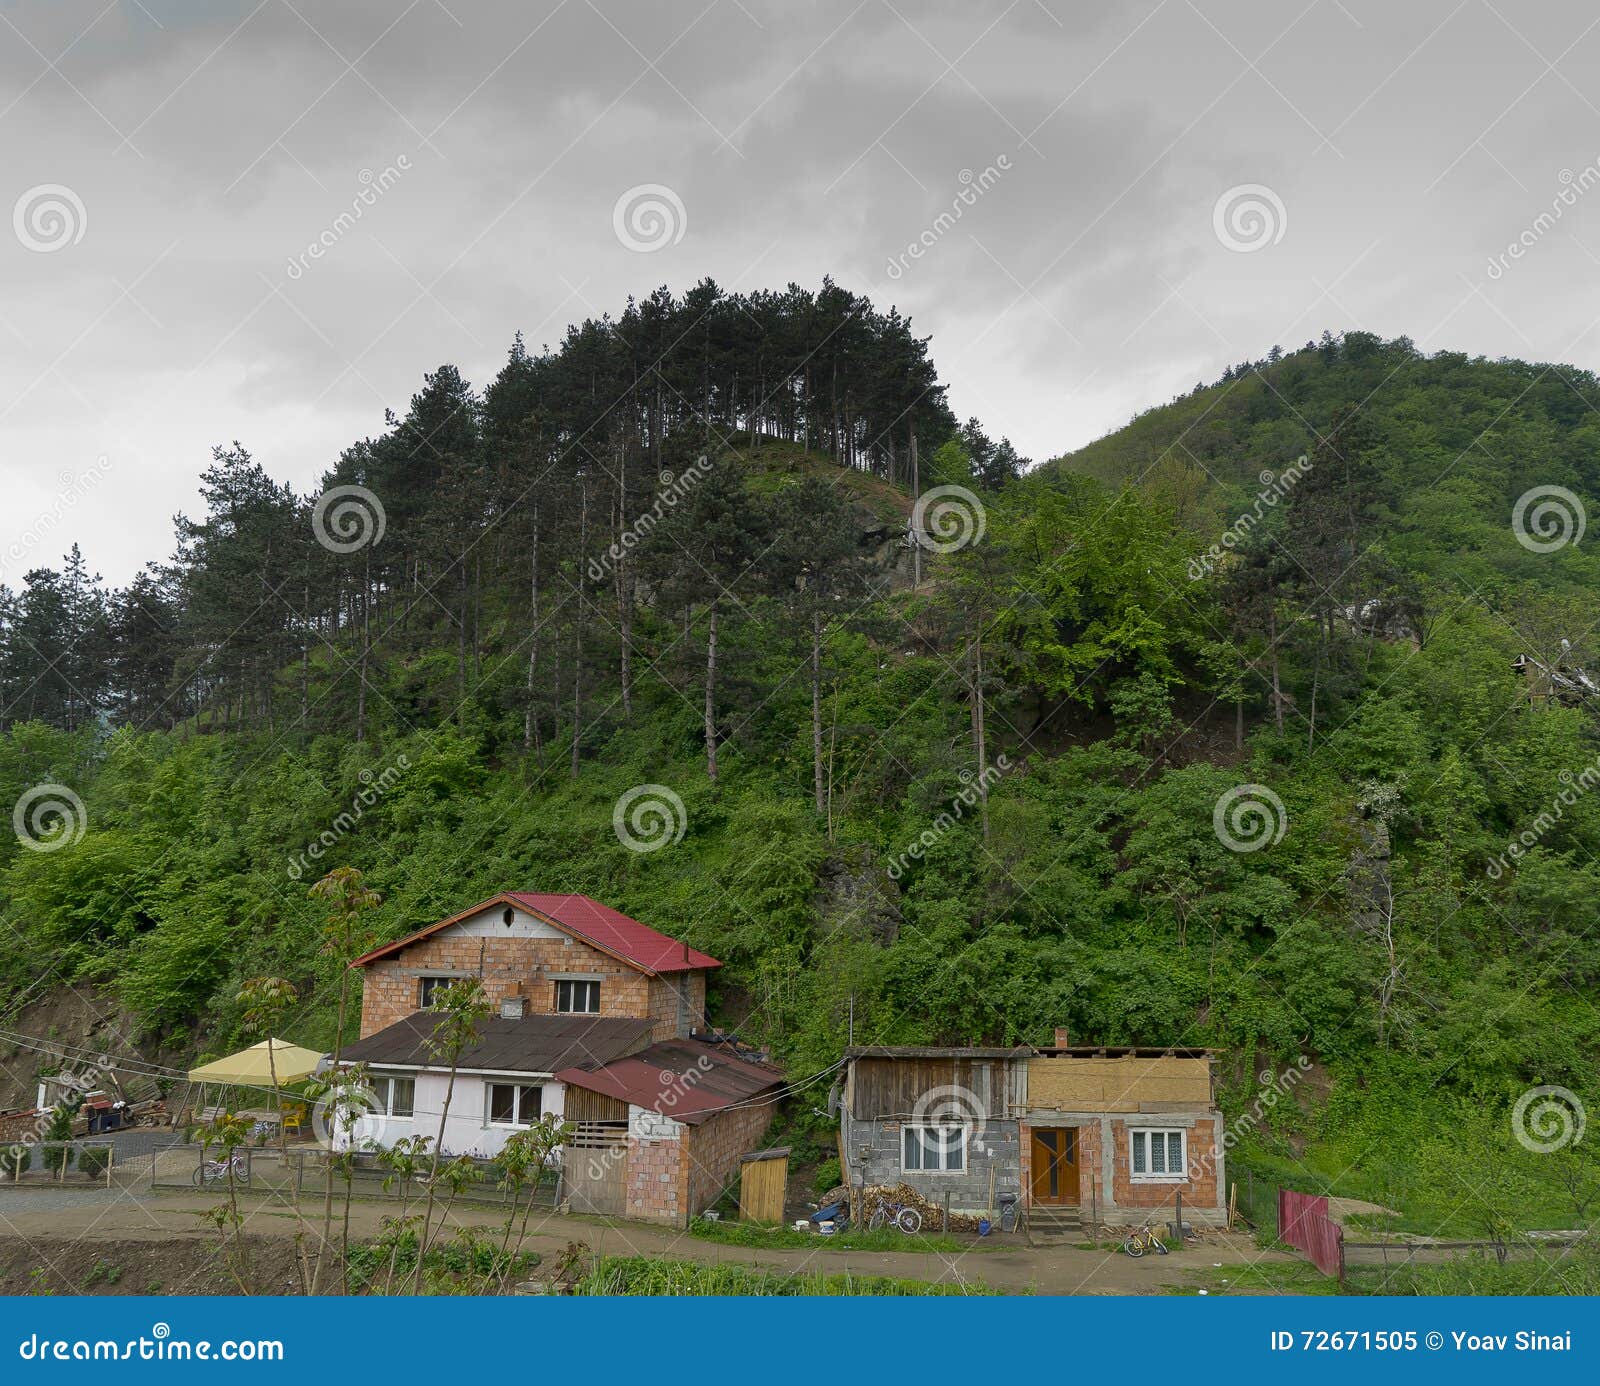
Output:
[1054, 1026, 1071, 1048]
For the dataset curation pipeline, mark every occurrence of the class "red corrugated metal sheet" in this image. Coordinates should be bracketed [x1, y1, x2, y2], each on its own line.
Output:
[350, 892, 721, 975]
[1279, 1188, 1343, 1278]
[507, 893, 720, 974]
[555, 1039, 783, 1125]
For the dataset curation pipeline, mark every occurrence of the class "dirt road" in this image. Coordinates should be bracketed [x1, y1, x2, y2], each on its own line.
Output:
[0, 1183, 1295, 1296]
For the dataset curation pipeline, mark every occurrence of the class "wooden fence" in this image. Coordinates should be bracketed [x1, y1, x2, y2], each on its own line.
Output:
[1278, 1188, 1344, 1280]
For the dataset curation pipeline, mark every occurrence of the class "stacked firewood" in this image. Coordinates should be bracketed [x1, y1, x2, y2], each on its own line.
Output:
[851, 1182, 988, 1233]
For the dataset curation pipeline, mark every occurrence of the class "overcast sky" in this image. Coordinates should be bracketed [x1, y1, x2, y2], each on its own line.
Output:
[4, 0, 1600, 583]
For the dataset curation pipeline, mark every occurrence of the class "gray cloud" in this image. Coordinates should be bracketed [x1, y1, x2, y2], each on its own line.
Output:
[4, 0, 1600, 581]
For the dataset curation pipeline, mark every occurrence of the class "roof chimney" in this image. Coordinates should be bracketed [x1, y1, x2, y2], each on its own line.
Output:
[500, 997, 525, 1020]
[1054, 1026, 1071, 1048]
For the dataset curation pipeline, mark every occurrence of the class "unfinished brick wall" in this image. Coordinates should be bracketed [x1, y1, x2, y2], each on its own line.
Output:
[1107, 1117, 1222, 1222]
[356, 929, 706, 1039]
[685, 1099, 776, 1218]
[624, 1128, 684, 1224]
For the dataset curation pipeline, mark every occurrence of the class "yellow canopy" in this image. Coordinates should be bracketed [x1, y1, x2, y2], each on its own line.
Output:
[187, 1038, 325, 1087]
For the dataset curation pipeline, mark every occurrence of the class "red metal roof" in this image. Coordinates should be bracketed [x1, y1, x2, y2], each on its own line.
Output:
[350, 891, 721, 975]
[554, 1038, 784, 1125]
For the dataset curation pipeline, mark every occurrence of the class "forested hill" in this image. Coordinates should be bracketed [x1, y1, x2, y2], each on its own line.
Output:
[2, 316, 1599, 1216]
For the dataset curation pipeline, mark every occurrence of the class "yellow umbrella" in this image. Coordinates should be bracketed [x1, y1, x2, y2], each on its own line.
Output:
[187, 1038, 325, 1087]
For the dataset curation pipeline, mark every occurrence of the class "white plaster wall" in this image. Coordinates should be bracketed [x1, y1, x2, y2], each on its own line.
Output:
[338, 1070, 567, 1159]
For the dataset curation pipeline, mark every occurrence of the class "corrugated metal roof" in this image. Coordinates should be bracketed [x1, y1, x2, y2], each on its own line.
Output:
[340, 1013, 654, 1075]
[349, 892, 721, 975]
[554, 1038, 784, 1125]
[507, 893, 721, 974]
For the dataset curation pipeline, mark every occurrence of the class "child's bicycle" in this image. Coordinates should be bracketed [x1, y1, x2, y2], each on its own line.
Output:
[1120, 1223, 1168, 1257]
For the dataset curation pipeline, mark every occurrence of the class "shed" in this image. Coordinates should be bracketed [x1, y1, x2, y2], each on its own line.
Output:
[738, 1146, 790, 1225]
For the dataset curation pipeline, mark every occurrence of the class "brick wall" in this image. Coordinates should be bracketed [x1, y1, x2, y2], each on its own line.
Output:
[1106, 1117, 1223, 1223]
[624, 1126, 684, 1224]
[357, 930, 706, 1039]
[615, 1099, 776, 1228]
[685, 1100, 775, 1218]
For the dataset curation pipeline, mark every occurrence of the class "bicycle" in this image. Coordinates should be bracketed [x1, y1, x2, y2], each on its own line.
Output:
[193, 1151, 251, 1187]
[867, 1199, 924, 1234]
[1121, 1223, 1168, 1257]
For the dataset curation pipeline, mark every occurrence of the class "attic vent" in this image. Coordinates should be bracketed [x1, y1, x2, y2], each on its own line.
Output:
[500, 998, 525, 1020]
[502, 907, 516, 928]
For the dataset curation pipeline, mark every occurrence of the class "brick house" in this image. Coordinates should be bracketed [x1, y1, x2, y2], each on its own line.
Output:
[340, 891, 783, 1227]
[838, 1033, 1227, 1232]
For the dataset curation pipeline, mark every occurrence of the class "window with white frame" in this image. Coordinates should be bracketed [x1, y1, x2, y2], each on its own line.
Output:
[1129, 1127, 1186, 1182]
[555, 979, 600, 1014]
[375, 1075, 414, 1118]
[485, 1082, 543, 1127]
[902, 1124, 966, 1172]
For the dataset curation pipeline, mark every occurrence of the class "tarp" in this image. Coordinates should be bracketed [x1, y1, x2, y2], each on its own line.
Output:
[186, 1039, 325, 1087]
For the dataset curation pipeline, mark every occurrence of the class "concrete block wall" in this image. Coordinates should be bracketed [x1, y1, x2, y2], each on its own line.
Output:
[845, 1116, 1022, 1215]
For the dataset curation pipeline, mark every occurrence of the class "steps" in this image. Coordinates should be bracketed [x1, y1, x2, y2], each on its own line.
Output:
[1026, 1206, 1084, 1246]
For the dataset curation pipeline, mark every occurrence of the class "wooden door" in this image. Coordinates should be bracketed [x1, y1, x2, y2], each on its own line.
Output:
[1029, 1127, 1078, 1206]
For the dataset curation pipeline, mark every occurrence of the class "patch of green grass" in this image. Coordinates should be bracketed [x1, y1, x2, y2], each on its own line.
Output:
[573, 1255, 993, 1296]
[688, 1216, 970, 1254]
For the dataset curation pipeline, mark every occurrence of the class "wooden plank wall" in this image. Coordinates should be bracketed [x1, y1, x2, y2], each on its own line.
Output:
[1026, 1056, 1210, 1111]
[563, 1086, 630, 1122]
[739, 1156, 787, 1224]
[847, 1057, 1010, 1120]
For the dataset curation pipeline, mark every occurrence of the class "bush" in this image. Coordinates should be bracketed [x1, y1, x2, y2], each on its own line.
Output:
[812, 1157, 842, 1193]
[42, 1144, 73, 1176]
[0, 1145, 28, 1180]
[77, 1147, 111, 1178]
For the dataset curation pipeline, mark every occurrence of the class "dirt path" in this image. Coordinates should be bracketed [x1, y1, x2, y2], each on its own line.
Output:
[0, 1184, 1294, 1296]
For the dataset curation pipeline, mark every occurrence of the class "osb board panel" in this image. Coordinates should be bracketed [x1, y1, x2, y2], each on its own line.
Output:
[1027, 1057, 1209, 1111]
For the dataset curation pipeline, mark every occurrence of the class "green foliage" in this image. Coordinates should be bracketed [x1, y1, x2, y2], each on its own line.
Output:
[4, 328, 1600, 1271]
